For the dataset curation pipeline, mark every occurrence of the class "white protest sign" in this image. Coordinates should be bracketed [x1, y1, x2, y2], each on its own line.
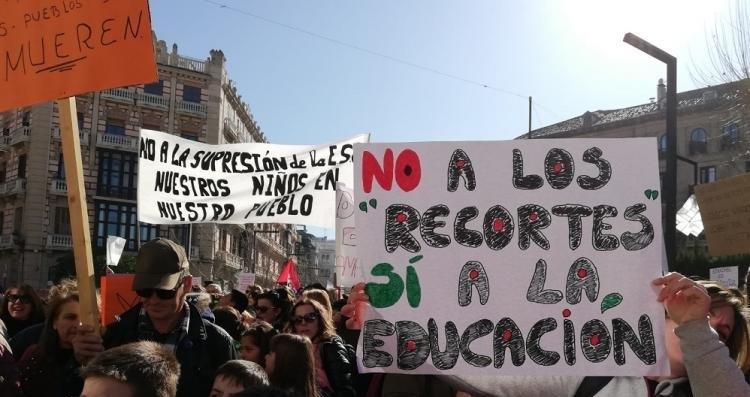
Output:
[354, 139, 667, 376]
[335, 183, 364, 287]
[106, 236, 127, 267]
[193, 276, 203, 289]
[236, 272, 256, 292]
[137, 129, 369, 228]
[709, 266, 739, 288]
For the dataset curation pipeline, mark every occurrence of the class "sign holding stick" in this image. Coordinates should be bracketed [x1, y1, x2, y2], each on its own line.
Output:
[354, 139, 667, 376]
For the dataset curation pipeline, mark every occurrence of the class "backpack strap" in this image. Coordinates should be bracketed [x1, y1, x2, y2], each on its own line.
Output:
[575, 376, 613, 397]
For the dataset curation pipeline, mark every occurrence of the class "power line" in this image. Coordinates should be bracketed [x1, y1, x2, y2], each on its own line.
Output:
[200, 0, 538, 102]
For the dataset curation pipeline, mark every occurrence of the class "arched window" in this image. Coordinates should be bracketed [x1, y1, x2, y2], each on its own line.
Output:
[689, 128, 708, 155]
[721, 123, 740, 150]
[658, 134, 668, 156]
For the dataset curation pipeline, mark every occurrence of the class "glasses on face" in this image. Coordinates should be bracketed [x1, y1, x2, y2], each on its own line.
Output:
[6, 294, 31, 304]
[136, 279, 183, 300]
[292, 312, 319, 325]
[255, 306, 273, 314]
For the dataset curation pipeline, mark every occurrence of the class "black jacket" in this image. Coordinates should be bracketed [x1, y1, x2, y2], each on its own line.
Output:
[103, 302, 238, 397]
[319, 335, 357, 397]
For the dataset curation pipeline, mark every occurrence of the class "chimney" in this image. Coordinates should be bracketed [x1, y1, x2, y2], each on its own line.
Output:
[657, 78, 666, 107]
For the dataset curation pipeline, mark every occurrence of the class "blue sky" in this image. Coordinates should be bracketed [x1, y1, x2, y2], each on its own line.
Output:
[150, 0, 732, 145]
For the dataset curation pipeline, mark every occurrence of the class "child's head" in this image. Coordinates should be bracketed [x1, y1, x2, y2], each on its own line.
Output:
[266, 334, 316, 397]
[240, 320, 278, 366]
[210, 360, 268, 397]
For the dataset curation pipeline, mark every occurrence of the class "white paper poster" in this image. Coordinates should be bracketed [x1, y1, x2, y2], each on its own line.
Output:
[137, 129, 369, 228]
[236, 272, 256, 292]
[710, 266, 739, 288]
[354, 139, 667, 376]
[335, 183, 363, 287]
[106, 236, 127, 267]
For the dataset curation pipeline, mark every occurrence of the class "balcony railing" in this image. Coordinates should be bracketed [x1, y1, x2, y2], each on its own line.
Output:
[216, 250, 244, 270]
[52, 127, 90, 145]
[223, 118, 240, 143]
[0, 179, 26, 196]
[255, 233, 286, 257]
[96, 133, 139, 152]
[0, 235, 13, 249]
[47, 234, 73, 250]
[0, 135, 10, 151]
[174, 55, 206, 73]
[176, 101, 207, 117]
[10, 126, 30, 146]
[101, 88, 134, 104]
[137, 92, 170, 110]
[49, 179, 67, 195]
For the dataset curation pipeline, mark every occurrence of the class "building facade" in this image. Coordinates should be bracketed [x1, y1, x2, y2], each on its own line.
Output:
[523, 78, 750, 255]
[0, 34, 296, 289]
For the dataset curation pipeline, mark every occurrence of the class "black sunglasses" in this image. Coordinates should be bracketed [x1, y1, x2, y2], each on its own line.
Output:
[292, 312, 319, 325]
[6, 294, 31, 304]
[254, 305, 274, 314]
[136, 278, 183, 300]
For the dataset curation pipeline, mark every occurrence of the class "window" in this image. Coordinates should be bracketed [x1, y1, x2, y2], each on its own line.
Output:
[17, 155, 26, 179]
[0, 162, 6, 184]
[56, 153, 65, 179]
[97, 150, 137, 200]
[700, 166, 717, 184]
[165, 225, 190, 248]
[13, 207, 22, 234]
[94, 201, 159, 250]
[105, 118, 126, 136]
[746, 161, 750, 173]
[183, 85, 201, 103]
[22, 111, 30, 126]
[180, 132, 199, 141]
[658, 134, 667, 157]
[54, 207, 71, 235]
[143, 80, 164, 96]
[77, 111, 84, 130]
[721, 123, 740, 150]
[689, 128, 708, 155]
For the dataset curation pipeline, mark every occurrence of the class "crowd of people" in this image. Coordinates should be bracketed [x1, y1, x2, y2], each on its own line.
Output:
[0, 237, 748, 397]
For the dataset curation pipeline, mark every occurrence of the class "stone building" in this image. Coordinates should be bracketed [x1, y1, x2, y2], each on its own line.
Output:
[0, 34, 295, 289]
[522, 78, 750, 254]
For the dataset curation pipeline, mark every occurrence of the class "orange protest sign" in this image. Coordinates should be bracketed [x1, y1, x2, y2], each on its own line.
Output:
[0, 0, 157, 112]
[100, 274, 138, 327]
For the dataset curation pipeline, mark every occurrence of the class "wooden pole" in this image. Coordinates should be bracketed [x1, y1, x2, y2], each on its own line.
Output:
[57, 97, 100, 330]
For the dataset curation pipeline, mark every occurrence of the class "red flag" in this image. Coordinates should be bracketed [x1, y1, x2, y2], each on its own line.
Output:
[277, 258, 301, 290]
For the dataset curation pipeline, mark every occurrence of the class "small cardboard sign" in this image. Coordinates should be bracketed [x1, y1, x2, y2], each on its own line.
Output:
[709, 266, 739, 289]
[0, 0, 157, 111]
[694, 173, 750, 257]
[100, 274, 138, 327]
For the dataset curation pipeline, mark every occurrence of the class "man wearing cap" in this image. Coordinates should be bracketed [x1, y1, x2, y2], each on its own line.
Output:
[72, 238, 238, 397]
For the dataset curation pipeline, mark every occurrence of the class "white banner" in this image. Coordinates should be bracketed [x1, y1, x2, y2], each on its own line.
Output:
[137, 129, 369, 228]
[335, 183, 363, 287]
[236, 272, 256, 293]
[354, 139, 667, 376]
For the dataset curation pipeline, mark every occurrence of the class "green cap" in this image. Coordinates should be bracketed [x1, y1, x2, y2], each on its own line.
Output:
[133, 238, 189, 290]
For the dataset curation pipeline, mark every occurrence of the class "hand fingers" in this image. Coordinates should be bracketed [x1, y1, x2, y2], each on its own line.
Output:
[345, 316, 362, 330]
[652, 272, 684, 286]
[657, 276, 707, 302]
[341, 303, 356, 318]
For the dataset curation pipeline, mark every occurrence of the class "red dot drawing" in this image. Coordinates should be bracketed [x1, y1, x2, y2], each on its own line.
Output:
[469, 269, 479, 280]
[454, 159, 465, 168]
[492, 218, 504, 233]
[577, 268, 588, 279]
[502, 329, 513, 342]
[562, 309, 571, 318]
[529, 212, 539, 222]
[590, 334, 601, 346]
[405, 340, 417, 351]
[552, 161, 564, 173]
[395, 212, 408, 223]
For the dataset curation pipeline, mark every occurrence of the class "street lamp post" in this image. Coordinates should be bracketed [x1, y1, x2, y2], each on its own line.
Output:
[623, 32, 678, 270]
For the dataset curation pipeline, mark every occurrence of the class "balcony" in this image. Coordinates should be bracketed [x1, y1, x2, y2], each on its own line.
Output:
[96, 133, 139, 152]
[0, 179, 26, 196]
[52, 127, 90, 145]
[223, 118, 240, 143]
[255, 233, 286, 257]
[216, 250, 244, 270]
[46, 234, 73, 250]
[176, 101, 207, 117]
[137, 92, 170, 110]
[174, 55, 206, 73]
[101, 88, 134, 104]
[0, 235, 13, 250]
[10, 126, 30, 146]
[0, 135, 10, 151]
[49, 179, 67, 195]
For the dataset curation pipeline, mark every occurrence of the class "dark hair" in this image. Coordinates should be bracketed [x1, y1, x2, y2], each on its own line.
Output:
[331, 298, 347, 312]
[38, 279, 79, 362]
[0, 284, 45, 325]
[258, 290, 292, 329]
[230, 289, 250, 313]
[214, 359, 268, 389]
[268, 334, 316, 397]
[303, 283, 325, 291]
[231, 385, 292, 397]
[81, 341, 180, 397]
[291, 299, 336, 343]
[698, 280, 750, 373]
[241, 320, 279, 367]
[213, 306, 246, 341]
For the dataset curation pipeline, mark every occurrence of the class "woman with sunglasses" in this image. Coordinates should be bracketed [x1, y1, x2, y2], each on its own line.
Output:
[0, 285, 44, 339]
[255, 290, 291, 332]
[18, 279, 84, 397]
[291, 299, 356, 397]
